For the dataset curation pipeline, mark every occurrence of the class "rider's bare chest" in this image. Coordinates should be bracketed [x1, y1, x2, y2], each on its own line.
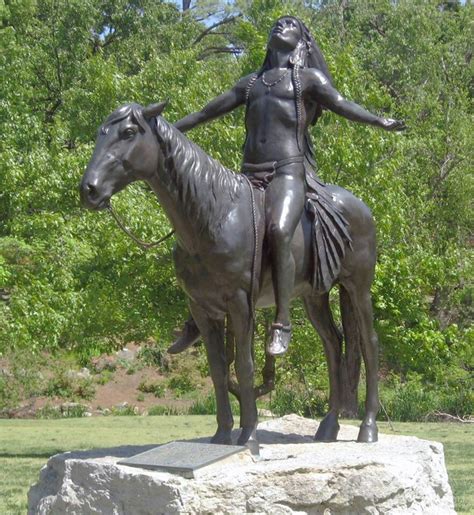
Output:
[248, 71, 296, 104]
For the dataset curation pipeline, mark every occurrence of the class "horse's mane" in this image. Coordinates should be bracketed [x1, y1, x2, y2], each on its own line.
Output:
[152, 115, 244, 238]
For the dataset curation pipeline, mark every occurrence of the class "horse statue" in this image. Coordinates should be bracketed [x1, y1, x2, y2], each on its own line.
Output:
[80, 101, 380, 452]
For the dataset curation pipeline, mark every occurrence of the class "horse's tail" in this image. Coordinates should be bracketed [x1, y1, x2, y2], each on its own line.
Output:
[339, 285, 362, 418]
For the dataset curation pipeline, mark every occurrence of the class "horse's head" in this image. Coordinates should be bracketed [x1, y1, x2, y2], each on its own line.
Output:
[80, 101, 167, 210]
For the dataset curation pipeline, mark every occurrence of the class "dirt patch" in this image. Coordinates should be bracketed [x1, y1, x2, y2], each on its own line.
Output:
[1, 343, 213, 418]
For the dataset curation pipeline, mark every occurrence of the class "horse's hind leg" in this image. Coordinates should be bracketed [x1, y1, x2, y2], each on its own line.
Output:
[190, 303, 233, 445]
[342, 281, 380, 443]
[228, 291, 258, 453]
[303, 293, 342, 442]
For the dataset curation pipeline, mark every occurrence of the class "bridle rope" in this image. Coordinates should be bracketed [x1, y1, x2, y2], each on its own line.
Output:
[107, 203, 174, 251]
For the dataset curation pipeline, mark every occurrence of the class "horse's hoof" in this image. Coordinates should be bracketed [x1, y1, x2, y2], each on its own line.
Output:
[315, 423, 340, 442]
[245, 438, 260, 456]
[211, 429, 232, 445]
[357, 423, 378, 443]
[237, 427, 259, 455]
[237, 426, 255, 444]
[314, 413, 340, 442]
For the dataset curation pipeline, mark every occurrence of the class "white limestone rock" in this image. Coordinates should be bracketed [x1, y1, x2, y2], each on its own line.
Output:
[28, 414, 455, 514]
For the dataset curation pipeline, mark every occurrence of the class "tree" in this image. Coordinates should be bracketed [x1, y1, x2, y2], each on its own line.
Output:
[1, 0, 471, 419]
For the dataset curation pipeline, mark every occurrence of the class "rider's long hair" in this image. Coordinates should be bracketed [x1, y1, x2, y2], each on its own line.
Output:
[245, 16, 333, 153]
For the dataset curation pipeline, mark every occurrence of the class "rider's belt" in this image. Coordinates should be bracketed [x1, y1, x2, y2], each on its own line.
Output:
[241, 156, 304, 190]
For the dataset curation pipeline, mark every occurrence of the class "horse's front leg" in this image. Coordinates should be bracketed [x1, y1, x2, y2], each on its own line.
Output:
[190, 303, 233, 445]
[229, 291, 258, 454]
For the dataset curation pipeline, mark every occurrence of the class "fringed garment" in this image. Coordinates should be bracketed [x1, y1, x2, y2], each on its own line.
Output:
[242, 156, 352, 293]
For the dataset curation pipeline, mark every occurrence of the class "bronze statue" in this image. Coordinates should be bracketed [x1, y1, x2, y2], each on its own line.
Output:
[169, 16, 404, 356]
[80, 16, 404, 451]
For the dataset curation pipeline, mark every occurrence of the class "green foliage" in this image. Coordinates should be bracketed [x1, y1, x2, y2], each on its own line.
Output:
[147, 405, 182, 416]
[188, 393, 218, 415]
[95, 369, 115, 385]
[43, 372, 96, 401]
[167, 374, 196, 397]
[137, 343, 168, 371]
[1, 0, 471, 418]
[270, 385, 329, 418]
[0, 352, 44, 412]
[110, 404, 138, 416]
[36, 403, 88, 419]
[377, 372, 474, 422]
[188, 392, 240, 415]
[138, 380, 166, 398]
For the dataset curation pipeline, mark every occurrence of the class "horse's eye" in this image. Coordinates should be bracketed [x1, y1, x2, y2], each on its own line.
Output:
[122, 128, 136, 139]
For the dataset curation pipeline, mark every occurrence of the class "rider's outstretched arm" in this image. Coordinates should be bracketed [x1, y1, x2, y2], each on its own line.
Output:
[307, 69, 405, 131]
[174, 74, 252, 133]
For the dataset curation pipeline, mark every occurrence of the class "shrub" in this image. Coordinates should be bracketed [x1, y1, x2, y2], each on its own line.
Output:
[36, 405, 62, 419]
[95, 369, 115, 385]
[377, 373, 473, 422]
[138, 380, 166, 398]
[148, 405, 182, 416]
[167, 374, 196, 397]
[188, 392, 240, 415]
[188, 393, 217, 415]
[270, 386, 328, 418]
[36, 403, 88, 419]
[138, 344, 168, 370]
[111, 404, 138, 416]
[43, 372, 95, 401]
[439, 388, 473, 419]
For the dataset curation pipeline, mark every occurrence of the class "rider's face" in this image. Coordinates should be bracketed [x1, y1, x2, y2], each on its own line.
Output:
[269, 17, 302, 51]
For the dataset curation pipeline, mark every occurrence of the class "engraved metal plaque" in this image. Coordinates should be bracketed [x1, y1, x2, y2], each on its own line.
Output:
[118, 441, 246, 478]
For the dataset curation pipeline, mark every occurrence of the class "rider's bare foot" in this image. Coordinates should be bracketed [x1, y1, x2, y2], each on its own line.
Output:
[167, 319, 200, 354]
[267, 323, 291, 356]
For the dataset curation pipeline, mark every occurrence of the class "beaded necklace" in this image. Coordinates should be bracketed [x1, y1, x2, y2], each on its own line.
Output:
[261, 69, 289, 88]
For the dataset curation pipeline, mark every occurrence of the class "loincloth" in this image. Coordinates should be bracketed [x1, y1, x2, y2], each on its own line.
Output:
[242, 156, 353, 293]
[241, 156, 304, 190]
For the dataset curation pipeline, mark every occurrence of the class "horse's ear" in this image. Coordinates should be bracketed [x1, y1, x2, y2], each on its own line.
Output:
[143, 100, 169, 120]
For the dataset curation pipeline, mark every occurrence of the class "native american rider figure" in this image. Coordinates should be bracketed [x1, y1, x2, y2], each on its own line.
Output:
[169, 16, 404, 356]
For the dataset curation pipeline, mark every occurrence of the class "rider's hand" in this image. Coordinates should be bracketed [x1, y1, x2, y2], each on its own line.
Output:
[379, 118, 406, 131]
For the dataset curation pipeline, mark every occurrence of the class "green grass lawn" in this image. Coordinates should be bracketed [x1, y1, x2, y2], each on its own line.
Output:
[0, 416, 472, 514]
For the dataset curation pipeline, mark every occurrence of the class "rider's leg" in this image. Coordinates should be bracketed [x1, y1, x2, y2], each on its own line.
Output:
[167, 316, 200, 354]
[265, 165, 305, 355]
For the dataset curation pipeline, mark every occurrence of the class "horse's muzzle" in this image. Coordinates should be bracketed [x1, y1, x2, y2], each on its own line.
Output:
[80, 177, 110, 210]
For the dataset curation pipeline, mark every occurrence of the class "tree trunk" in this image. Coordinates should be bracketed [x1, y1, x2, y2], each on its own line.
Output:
[182, 0, 191, 11]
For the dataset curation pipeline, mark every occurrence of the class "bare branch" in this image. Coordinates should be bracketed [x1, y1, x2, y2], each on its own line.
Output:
[426, 411, 474, 423]
[368, 19, 386, 37]
[193, 14, 242, 45]
[197, 46, 243, 61]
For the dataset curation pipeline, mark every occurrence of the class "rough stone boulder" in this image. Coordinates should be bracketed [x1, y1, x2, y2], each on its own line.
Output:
[28, 414, 454, 514]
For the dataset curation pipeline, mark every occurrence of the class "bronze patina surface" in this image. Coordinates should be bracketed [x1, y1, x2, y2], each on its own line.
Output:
[81, 16, 404, 452]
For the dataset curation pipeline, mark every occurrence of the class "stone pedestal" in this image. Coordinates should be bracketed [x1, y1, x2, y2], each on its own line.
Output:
[28, 415, 455, 514]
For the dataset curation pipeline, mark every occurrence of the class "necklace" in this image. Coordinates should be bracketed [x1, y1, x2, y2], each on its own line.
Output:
[261, 69, 289, 88]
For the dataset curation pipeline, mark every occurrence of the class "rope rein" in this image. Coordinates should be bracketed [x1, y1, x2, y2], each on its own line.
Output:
[242, 174, 259, 323]
[107, 203, 175, 251]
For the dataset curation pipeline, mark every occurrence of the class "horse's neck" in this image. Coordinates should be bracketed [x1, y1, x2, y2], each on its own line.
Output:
[149, 117, 243, 252]
[146, 173, 197, 252]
